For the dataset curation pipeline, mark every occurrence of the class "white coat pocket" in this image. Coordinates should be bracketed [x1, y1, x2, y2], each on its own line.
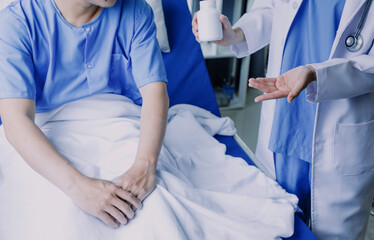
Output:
[334, 119, 374, 175]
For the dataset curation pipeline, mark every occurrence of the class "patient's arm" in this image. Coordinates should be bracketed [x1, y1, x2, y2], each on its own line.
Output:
[0, 99, 141, 228]
[117, 81, 169, 202]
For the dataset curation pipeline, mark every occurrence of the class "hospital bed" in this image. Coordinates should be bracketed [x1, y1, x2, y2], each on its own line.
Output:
[161, 0, 317, 239]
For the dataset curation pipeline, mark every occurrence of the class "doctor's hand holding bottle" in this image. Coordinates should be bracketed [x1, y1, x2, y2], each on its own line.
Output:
[192, 12, 317, 105]
[192, 12, 245, 46]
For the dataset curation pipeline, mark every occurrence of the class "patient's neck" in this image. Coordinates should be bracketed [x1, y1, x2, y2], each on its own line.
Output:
[54, 0, 102, 27]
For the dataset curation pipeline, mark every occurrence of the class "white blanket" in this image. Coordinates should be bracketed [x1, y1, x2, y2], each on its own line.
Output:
[0, 94, 298, 240]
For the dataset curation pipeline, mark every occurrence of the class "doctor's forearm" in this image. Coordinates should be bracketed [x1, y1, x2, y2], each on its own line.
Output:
[309, 55, 374, 102]
[136, 82, 169, 166]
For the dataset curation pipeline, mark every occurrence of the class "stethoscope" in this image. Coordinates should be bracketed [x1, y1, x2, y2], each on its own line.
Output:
[345, 0, 373, 52]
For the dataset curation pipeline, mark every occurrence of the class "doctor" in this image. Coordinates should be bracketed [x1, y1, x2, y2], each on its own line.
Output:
[192, 0, 374, 239]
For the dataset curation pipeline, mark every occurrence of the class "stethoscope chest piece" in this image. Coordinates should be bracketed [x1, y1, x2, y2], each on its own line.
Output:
[345, 34, 364, 52]
[345, 0, 372, 52]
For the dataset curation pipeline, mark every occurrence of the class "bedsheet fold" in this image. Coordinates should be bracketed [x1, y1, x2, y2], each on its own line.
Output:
[0, 94, 298, 240]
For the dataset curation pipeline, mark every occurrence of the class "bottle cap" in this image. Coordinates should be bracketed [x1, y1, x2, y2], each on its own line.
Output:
[200, 0, 216, 9]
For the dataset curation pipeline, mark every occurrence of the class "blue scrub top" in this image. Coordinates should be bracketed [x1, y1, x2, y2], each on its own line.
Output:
[0, 0, 167, 112]
[268, 0, 346, 162]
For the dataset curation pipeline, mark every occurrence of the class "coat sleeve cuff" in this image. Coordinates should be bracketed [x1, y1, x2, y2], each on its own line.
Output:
[306, 81, 317, 102]
[305, 63, 327, 103]
[231, 17, 255, 58]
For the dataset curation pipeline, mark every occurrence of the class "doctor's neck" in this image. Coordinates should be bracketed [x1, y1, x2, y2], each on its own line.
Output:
[54, 0, 116, 27]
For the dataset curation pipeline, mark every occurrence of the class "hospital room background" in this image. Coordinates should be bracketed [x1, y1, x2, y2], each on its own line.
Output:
[0, 0, 373, 238]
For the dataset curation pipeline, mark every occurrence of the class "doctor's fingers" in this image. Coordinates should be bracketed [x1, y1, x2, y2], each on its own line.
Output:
[192, 25, 199, 41]
[192, 25, 200, 41]
[192, 25, 198, 33]
[192, 12, 199, 27]
[250, 77, 278, 84]
[249, 78, 278, 93]
[219, 15, 232, 30]
[254, 90, 288, 102]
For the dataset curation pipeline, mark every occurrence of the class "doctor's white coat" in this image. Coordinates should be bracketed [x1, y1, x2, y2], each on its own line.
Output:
[232, 0, 374, 239]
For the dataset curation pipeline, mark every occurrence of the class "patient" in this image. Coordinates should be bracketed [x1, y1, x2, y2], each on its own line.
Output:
[0, 0, 298, 239]
[0, 0, 168, 228]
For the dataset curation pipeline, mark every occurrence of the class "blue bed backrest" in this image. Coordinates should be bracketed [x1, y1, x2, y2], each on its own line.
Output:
[161, 0, 220, 116]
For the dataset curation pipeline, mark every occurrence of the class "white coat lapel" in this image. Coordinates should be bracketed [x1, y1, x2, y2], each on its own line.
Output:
[278, 0, 303, 41]
[330, 0, 366, 58]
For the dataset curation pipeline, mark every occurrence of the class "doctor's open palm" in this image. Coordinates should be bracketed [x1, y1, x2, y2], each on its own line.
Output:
[249, 65, 317, 103]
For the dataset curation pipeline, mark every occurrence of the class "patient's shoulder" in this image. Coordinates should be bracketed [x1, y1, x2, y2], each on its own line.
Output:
[0, 0, 44, 22]
[0, 0, 47, 37]
[134, 0, 153, 21]
[0, 1, 32, 54]
[0, 0, 52, 54]
[119, 0, 153, 22]
[0, 0, 25, 24]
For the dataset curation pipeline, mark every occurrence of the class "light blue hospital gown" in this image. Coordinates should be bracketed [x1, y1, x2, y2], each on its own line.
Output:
[268, 0, 346, 220]
[0, 0, 167, 112]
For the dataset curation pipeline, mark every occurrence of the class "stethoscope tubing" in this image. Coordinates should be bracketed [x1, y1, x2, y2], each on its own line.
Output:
[354, 0, 373, 39]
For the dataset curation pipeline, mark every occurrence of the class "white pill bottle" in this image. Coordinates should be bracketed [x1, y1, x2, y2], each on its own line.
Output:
[197, 0, 223, 42]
